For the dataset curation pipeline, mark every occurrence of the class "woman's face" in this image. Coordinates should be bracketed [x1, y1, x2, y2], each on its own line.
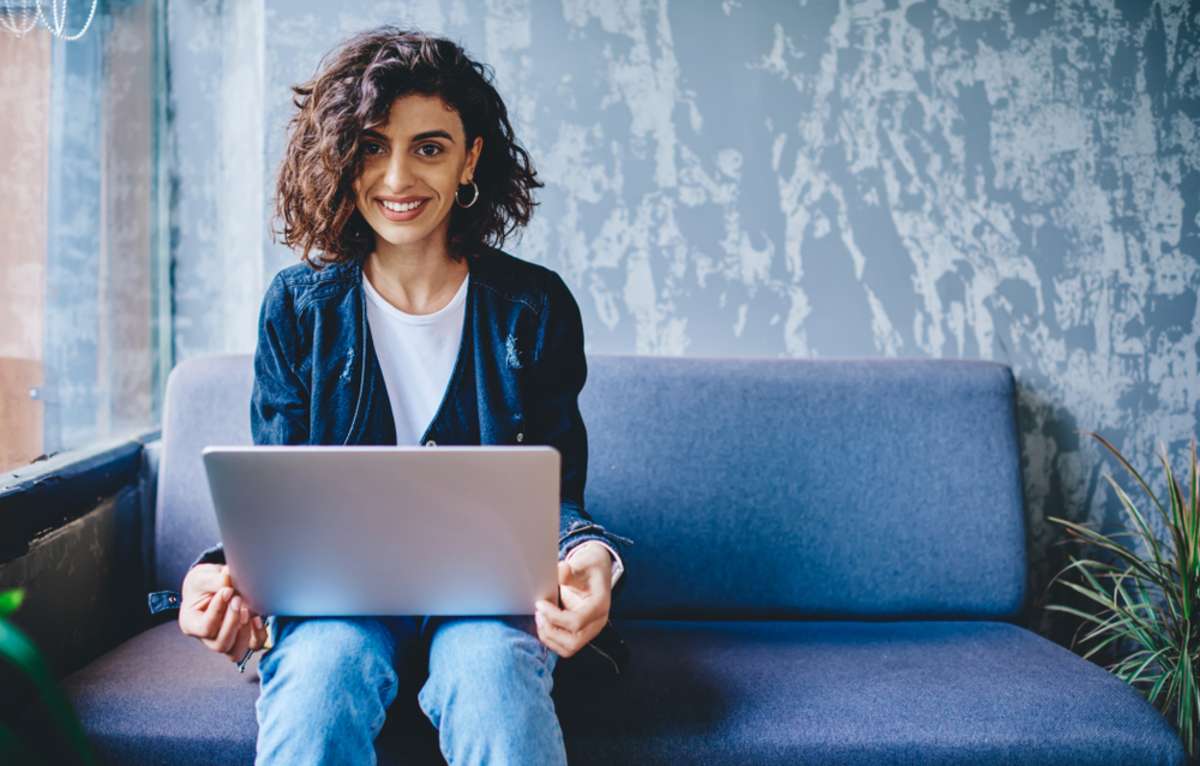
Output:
[353, 93, 483, 257]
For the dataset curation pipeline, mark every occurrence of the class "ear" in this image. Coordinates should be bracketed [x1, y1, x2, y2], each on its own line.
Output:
[463, 136, 484, 183]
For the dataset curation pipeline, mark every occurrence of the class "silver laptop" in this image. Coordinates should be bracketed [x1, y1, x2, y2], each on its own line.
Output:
[201, 445, 561, 616]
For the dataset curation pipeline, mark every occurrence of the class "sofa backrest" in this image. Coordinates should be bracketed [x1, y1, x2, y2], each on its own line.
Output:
[155, 354, 1028, 622]
[155, 354, 254, 592]
[583, 356, 1027, 620]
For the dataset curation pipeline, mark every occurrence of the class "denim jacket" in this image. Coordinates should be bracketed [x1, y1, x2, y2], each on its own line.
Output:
[149, 246, 633, 675]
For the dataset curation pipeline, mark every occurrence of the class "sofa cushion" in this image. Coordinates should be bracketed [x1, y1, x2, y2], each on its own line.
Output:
[63, 619, 1183, 765]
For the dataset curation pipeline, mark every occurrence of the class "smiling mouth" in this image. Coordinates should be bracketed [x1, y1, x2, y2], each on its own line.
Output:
[376, 198, 429, 221]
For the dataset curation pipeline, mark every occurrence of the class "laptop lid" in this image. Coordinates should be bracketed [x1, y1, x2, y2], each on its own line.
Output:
[201, 445, 560, 616]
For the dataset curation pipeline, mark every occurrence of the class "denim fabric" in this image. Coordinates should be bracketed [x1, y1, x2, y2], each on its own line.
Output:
[255, 615, 563, 765]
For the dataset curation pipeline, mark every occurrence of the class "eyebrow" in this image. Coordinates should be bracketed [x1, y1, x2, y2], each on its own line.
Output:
[363, 128, 455, 143]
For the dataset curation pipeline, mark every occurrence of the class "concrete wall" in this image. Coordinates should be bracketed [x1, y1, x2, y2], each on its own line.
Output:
[167, 0, 1200, 644]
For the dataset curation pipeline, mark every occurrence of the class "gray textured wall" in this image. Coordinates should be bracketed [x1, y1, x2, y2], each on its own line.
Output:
[168, 1, 1200, 644]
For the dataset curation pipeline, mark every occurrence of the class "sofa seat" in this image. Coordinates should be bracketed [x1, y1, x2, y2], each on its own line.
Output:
[63, 618, 1183, 765]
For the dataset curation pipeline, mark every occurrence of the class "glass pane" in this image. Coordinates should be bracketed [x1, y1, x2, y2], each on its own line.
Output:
[0, 1, 168, 475]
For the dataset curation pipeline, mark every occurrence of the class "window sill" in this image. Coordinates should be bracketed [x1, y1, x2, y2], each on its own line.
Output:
[0, 429, 159, 564]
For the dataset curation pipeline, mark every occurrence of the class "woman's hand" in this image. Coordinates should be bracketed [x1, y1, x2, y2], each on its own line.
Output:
[534, 542, 613, 658]
[178, 563, 267, 663]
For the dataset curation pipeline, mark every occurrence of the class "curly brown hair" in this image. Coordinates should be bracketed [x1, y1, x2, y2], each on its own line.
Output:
[274, 27, 543, 267]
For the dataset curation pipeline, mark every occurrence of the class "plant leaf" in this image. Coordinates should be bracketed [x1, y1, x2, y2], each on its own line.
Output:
[0, 589, 24, 618]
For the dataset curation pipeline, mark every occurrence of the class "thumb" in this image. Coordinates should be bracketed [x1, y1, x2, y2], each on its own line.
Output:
[559, 559, 589, 590]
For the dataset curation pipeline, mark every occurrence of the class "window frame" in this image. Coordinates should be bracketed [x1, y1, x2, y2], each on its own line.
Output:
[1, 0, 171, 548]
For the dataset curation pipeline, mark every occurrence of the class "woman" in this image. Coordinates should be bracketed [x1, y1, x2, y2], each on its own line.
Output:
[173, 27, 632, 765]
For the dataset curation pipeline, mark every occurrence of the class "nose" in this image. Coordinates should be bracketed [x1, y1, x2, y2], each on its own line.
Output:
[382, 151, 413, 191]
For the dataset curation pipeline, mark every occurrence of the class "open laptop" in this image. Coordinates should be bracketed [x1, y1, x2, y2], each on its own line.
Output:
[201, 445, 561, 616]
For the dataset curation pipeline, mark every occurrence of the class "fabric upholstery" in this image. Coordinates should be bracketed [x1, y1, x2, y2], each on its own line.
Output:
[63, 618, 1184, 766]
[156, 354, 1027, 619]
[116, 352, 1183, 765]
[154, 354, 254, 592]
[580, 356, 1026, 618]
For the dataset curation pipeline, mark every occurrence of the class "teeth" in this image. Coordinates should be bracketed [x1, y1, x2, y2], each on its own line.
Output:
[381, 199, 423, 212]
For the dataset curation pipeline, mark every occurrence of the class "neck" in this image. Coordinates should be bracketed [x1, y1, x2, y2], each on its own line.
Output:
[363, 235, 468, 315]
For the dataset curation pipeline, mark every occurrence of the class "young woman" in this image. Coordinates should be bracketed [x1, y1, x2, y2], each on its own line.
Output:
[173, 27, 631, 765]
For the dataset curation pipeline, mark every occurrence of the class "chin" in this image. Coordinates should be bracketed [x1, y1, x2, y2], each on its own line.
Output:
[367, 219, 432, 247]
[379, 229, 429, 245]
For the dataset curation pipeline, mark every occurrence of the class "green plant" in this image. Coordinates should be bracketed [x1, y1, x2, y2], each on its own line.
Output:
[0, 587, 95, 765]
[1045, 432, 1198, 759]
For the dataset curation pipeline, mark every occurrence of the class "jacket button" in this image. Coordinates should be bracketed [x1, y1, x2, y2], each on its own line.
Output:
[168, 595, 177, 604]
[516, 432, 524, 443]
[425, 440, 437, 447]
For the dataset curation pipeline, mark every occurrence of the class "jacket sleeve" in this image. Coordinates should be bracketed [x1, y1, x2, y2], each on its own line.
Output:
[188, 271, 311, 571]
[529, 271, 633, 579]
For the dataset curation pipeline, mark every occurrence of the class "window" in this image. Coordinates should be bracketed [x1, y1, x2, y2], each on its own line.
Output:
[0, 1, 168, 475]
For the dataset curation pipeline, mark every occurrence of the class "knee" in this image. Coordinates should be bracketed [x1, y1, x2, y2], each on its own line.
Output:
[258, 618, 398, 720]
[420, 618, 555, 725]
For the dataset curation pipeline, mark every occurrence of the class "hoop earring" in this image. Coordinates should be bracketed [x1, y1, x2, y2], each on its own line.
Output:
[455, 180, 480, 209]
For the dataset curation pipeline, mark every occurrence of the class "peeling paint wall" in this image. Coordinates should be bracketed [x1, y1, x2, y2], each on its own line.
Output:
[170, 1, 1200, 645]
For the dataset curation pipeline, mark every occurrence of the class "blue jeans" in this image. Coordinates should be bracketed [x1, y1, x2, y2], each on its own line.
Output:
[254, 615, 565, 765]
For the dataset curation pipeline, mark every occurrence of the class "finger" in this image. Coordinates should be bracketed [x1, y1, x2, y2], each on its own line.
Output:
[179, 592, 215, 636]
[553, 610, 611, 658]
[559, 578, 609, 615]
[556, 560, 581, 591]
[212, 595, 245, 654]
[535, 598, 581, 632]
[179, 592, 214, 636]
[535, 614, 578, 658]
[558, 563, 611, 608]
[537, 597, 598, 634]
[536, 608, 577, 642]
[202, 595, 241, 653]
[247, 615, 266, 651]
[184, 586, 232, 639]
[255, 614, 270, 653]
[225, 623, 252, 662]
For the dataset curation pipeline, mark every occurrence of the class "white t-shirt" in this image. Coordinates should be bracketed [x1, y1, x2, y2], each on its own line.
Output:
[363, 270, 469, 445]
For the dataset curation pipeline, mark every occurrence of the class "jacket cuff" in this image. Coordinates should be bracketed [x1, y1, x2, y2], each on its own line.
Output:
[190, 542, 226, 570]
[557, 520, 633, 563]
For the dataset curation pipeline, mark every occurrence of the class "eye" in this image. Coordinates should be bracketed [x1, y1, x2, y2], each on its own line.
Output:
[362, 140, 385, 156]
[415, 142, 443, 158]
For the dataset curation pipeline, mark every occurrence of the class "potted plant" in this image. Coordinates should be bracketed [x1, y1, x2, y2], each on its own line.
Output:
[1045, 432, 1198, 759]
[0, 587, 95, 765]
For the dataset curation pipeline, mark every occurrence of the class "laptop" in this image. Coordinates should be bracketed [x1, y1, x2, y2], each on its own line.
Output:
[200, 445, 561, 616]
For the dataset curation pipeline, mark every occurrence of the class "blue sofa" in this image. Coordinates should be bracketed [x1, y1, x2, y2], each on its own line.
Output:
[62, 353, 1185, 765]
